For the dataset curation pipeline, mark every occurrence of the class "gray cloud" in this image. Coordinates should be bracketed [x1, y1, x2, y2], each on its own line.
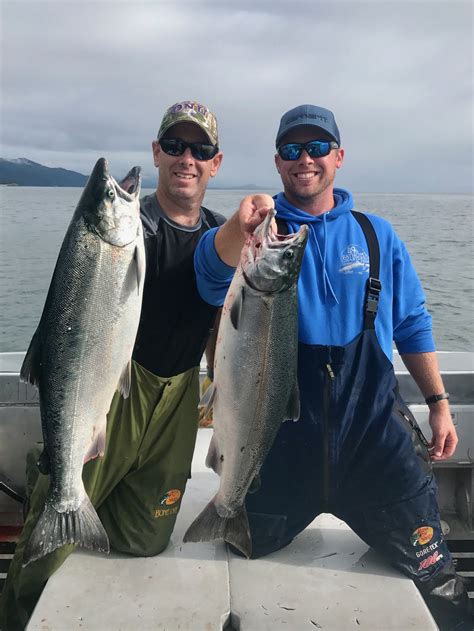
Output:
[2, 0, 473, 191]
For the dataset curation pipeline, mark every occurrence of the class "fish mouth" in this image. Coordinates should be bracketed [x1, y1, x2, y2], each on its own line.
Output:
[253, 207, 308, 251]
[89, 158, 142, 202]
[116, 166, 142, 201]
[243, 209, 308, 293]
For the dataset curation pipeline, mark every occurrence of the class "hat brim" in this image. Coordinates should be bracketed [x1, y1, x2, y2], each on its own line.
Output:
[276, 123, 339, 147]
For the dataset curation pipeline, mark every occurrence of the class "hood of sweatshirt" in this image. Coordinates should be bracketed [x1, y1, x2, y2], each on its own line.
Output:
[273, 188, 354, 303]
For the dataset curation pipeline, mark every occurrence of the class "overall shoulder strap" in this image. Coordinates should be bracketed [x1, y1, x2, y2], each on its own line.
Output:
[351, 210, 382, 330]
[201, 206, 226, 228]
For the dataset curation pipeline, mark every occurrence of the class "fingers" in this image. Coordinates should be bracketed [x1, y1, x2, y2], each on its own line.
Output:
[239, 194, 275, 234]
[198, 376, 214, 428]
[429, 429, 458, 461]
[249, 193, 275, 210]
[428, 408, 459, 462]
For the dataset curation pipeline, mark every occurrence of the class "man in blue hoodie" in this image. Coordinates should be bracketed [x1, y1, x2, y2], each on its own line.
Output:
[194, 105, 472, 630]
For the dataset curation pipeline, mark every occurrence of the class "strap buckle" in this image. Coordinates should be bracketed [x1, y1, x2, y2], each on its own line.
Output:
[366, 277, 382, 314]
[368, 277, 382, 293]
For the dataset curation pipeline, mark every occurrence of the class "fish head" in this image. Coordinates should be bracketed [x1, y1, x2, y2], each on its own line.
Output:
[81, 158, 142, 247]
[242, 208, 308, 293]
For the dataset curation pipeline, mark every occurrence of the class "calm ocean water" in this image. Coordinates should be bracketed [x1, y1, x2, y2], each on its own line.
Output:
[0, 187, 472, 353]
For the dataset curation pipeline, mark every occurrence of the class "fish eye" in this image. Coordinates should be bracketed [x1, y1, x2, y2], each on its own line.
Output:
[107, 188, 115, 200]
[284, 249, 294, 259]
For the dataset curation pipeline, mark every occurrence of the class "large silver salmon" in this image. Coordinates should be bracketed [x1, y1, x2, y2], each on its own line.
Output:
[184, 209, 308, 557]
[21, 158, 145, 566]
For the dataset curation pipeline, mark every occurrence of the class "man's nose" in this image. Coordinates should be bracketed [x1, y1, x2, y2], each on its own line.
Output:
[299, 149, 315, 162]
[179, 147, 195, 162]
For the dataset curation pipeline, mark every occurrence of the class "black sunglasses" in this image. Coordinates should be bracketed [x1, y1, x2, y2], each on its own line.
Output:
[159, 138, 219, 161]
[278, 140, 339, 161]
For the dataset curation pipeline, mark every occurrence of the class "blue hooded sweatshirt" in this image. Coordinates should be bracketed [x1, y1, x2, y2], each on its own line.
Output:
[194, 188, 435, 360]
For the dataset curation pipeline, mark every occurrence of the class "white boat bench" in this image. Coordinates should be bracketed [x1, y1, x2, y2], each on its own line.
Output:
[28, 429, 436, 630]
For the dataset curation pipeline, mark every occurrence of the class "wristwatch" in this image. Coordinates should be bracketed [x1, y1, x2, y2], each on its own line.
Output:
[425, 392, 450, 405]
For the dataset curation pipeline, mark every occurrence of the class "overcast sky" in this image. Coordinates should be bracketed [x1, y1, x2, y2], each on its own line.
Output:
[1, 0, 473, 192]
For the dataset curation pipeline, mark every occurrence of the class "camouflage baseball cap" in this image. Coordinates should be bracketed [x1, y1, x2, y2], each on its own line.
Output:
[157, 101, 219, 146]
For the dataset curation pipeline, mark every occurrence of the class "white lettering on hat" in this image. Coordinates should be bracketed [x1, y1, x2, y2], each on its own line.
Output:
[171, 101, 209, 116]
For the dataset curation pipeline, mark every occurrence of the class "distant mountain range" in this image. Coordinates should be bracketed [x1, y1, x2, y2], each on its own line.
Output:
[0, 158, 160, 188]
[0, 158, 89, 187]
[0, 158, 264, 190]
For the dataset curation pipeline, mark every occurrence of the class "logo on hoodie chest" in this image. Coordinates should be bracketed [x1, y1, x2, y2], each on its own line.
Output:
[339, 245, 370, 275]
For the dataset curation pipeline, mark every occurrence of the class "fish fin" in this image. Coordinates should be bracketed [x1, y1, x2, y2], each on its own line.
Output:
[248, 473, 261, 494]
[224, 508, 252, 558]
[205, 434, 223, 475]
[285, 382, 301, 422]
[122, 244, 144, 300]
[183, 500, 252, 558]
[83, 421, 107, 464]
[133, 242, 145, 295]
[117, 360, 132, 398]
[37, 449, 50, 475]
[22, 494, 110, 567]
[199, 382, 216, 420]
[20, 330, 42, 387]
[183, 499, 227, 544]
[230, 287, 245, 330]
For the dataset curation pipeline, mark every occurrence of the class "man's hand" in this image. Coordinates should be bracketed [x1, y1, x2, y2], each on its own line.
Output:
[238, 194, 275, 235]
[214, 193, 275, 267]
[428, 406, 458, 461]
[198, 375, 214, 428]
[400, 352, 458, 462]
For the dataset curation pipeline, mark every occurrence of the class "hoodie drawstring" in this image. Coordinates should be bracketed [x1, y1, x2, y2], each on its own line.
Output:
[312, 215, 339, 304]
[274, 189, 354, 306]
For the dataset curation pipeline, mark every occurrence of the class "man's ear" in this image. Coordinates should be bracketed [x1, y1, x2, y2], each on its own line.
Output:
[152, 140, 161, 167]
[275, 153, 281, 173]
[209, 152, 224, 177]
[336, 148, 344, 169]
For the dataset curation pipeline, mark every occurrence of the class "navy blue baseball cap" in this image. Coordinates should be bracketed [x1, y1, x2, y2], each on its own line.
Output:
[276, 104, 340, 147]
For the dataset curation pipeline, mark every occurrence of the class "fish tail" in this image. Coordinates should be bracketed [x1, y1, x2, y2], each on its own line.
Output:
[224, 508, 252, 558]
[22, 495, 109, 566]
[183, 500, 252, 558]
[183, 500, 227, 543]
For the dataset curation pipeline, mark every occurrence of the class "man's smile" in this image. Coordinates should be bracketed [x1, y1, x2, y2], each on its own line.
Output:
[294, 171, 320, 181]
[174, 172, 197, 180]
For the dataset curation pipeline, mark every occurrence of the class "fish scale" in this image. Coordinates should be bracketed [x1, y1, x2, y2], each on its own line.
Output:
[20, 158, 145, 566]
[40, 224, 135, 505]
[216, 287, 297, 509]
[184, 209, 308, 557]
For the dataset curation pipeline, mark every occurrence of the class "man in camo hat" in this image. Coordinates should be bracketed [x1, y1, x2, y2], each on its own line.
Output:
[0, 100, 225, 630]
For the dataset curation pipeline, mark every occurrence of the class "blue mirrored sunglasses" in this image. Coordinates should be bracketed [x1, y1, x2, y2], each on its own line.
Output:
[278, 140, 339, 161]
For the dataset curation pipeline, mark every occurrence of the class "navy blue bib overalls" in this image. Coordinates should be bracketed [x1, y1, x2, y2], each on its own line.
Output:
[239, 212, 472, 629]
